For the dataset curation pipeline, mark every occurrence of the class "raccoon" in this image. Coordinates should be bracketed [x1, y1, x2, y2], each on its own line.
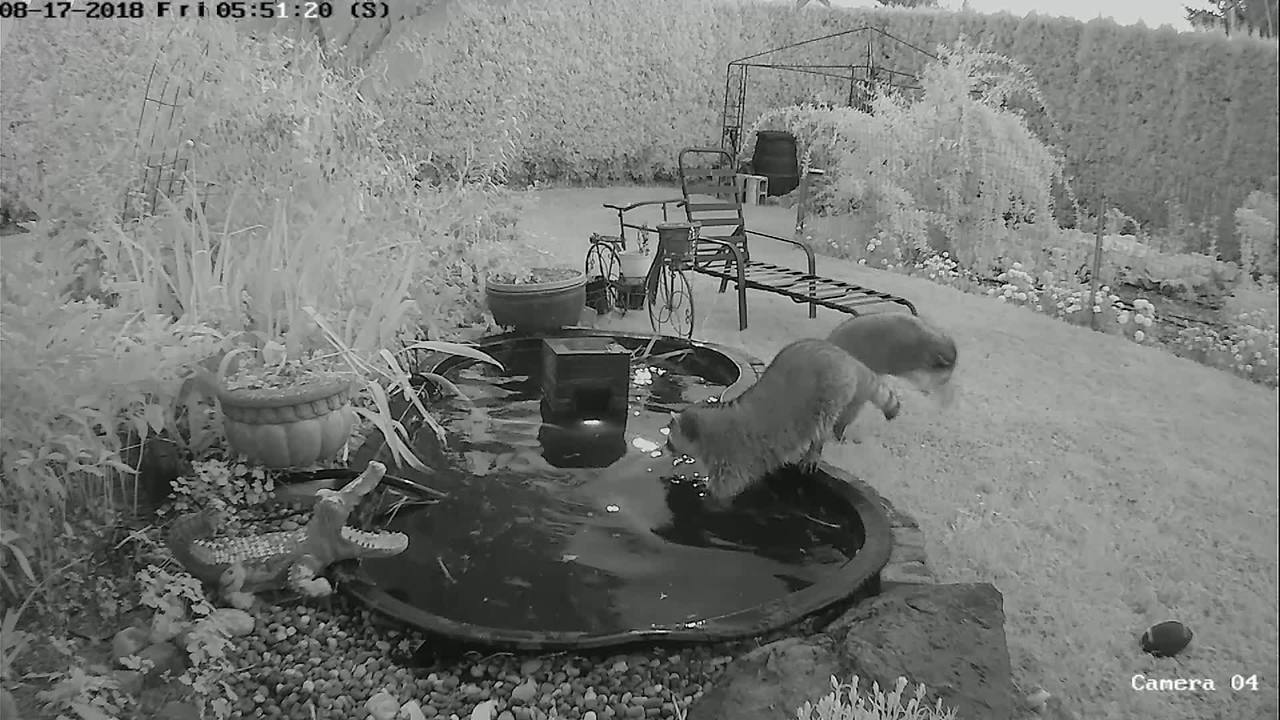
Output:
[826, 313, 958, 398]
[664, 338, 900, 503]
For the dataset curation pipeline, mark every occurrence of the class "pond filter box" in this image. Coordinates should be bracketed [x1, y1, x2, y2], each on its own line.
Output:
[541, 338, 631, 423]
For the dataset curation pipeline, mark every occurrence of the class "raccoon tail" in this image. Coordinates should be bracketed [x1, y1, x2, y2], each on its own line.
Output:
[862, 366, 901, 421]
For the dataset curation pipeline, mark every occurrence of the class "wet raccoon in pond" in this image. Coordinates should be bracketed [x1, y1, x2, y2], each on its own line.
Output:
[665, 338, 900, 503]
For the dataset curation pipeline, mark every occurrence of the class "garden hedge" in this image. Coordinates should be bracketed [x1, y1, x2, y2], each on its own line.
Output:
[381, 0, 1277, 259]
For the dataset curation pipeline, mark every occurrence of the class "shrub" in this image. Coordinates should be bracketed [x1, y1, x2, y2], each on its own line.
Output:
[0, 227, 223, 593]
[750, 40, 1067, 276]
[1235, 189, 1280, 280]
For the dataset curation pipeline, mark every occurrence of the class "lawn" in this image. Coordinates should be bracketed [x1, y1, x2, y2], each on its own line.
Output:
[518, 186, 1280, 720]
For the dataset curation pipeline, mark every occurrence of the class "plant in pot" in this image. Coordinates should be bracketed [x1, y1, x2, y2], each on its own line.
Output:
[481, 243, 588, 333]
[211, 335, 356, 470]
[616, 233, 654, 282]
[196, 311, 503, 473]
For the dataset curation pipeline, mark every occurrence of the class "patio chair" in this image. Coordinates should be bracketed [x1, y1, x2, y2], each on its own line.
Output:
[678, 147, 917, 330]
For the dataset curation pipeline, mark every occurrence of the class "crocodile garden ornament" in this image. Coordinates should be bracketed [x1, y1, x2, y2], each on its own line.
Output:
[167, 461, 408, 609]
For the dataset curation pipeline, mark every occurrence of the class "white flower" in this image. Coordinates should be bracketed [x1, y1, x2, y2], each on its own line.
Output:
[1117, 311, 1131, 325]
[1092, 305, 1102, 313]
[857, 258, 867, 265]
[1015, 291, 1028, 301]
[1011, 262, 1023, 271]
[1134, 330, 1145, 342]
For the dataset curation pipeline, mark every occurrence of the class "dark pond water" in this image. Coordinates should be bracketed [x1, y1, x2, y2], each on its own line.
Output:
[356, 338, 867, 636]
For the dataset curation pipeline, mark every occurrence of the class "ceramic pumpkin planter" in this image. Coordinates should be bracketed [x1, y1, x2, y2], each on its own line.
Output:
[217, 375, 355, 469]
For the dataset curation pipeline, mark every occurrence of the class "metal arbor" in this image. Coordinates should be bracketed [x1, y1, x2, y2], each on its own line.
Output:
[719, 25, 937, 165]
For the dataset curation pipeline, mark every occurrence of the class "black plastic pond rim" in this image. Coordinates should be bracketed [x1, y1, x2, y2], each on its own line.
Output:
[341, 328, 896, 652]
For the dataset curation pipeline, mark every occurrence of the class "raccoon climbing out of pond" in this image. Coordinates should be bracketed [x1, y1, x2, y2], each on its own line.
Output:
[825, 312, 958, 399]
[664, 338, 900, 504]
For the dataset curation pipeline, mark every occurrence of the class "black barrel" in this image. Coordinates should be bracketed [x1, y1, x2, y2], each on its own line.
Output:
[751, 130, 800, 196]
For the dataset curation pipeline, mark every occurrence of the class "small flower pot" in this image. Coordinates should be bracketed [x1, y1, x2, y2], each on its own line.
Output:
[485, 267, 586, 333]
[218, 376, 356, 469]
[617, 250, 654, 280]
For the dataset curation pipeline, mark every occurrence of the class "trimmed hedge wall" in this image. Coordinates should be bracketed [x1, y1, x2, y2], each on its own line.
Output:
[381, 0, 1279, 255]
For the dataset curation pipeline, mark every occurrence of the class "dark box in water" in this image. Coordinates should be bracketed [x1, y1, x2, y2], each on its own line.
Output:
[541, 337, 630, 422]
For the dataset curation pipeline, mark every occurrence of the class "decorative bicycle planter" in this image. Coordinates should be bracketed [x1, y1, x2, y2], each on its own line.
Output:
[485, 267, 587, 333]
[584, 200, 698, 338]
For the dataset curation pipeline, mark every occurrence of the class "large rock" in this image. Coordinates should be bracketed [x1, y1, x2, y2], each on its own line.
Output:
[685, 637, 845, 720]
[686, 583, 1017, 720]
[828, 583, 1018, 720]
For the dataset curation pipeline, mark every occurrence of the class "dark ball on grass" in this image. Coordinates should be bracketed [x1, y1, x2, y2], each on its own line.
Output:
[1140, 620, 1193, 658]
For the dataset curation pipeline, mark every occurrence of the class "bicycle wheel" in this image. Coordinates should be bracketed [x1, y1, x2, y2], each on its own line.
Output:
[647, 263, 695, 339]
[584, 240, 622, 315]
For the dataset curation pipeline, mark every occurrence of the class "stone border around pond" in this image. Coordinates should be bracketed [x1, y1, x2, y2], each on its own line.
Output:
[842, 476, 936, 586]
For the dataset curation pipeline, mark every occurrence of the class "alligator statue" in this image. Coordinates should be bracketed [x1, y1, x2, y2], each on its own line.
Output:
[167, 460, 408, 609]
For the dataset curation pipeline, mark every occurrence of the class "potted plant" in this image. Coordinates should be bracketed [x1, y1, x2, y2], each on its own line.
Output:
[211, 339, 356, 469]
[485, 266, 587, 333]
[616, 233, 654, 281]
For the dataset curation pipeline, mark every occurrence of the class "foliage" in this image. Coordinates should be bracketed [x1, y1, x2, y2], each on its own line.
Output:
[165, 459, 274, 519]
[1167, 302, 1280, 387]
[796, 675, 957, 720]
[0, 18, 160, 230]
[1235, 190, 1280, 279]
[0, 226, 224, 595]
[135, 565, 237, 719]
[37, 665, 134, 720]
[0, 609, 31, 685]
[0, 20, 525, 597]
[380, 0, 722, 184]
[757, 40, 1064, 275]
[1187, 0, 1279, 37]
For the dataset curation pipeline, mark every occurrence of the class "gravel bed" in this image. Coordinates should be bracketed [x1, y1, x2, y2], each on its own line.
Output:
[220, 594, 792, 720]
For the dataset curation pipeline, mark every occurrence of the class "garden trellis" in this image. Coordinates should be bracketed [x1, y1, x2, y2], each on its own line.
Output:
[719, 25, 937, 164]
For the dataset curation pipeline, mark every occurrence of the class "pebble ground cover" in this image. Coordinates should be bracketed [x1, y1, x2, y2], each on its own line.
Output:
[519, 187, 1280, 720]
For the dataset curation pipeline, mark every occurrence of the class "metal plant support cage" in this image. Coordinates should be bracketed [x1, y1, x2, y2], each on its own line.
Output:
[719, 25, 938, 165]
[125, 27, 218, 225]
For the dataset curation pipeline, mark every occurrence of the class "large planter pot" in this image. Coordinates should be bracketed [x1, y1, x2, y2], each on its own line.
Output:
[218, 376, 356, 469]
[485, 267, 586, 333]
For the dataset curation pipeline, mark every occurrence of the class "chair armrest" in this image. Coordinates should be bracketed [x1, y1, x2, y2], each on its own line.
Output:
[602, 198, 686, 214]
[745, 229, 817, 277]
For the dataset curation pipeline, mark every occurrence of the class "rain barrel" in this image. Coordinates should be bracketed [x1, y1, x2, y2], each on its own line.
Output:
[751, 130, 800, 197]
